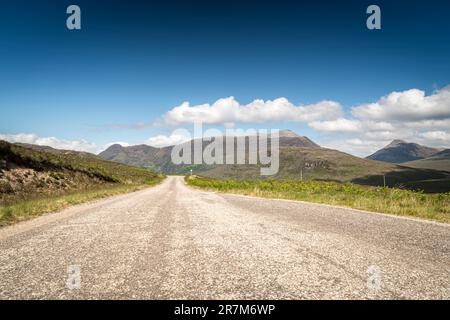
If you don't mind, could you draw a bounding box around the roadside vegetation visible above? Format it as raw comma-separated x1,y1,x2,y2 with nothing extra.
0,141,164,226
186,175,450,223
0,182,162,226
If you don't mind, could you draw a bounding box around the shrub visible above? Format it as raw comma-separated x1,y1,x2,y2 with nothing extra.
0,180,14,193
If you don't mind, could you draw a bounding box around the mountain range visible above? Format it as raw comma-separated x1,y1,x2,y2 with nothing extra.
98,130,450,192
2,130,448,193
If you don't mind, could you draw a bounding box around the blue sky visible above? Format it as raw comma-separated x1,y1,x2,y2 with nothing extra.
1,0,449,156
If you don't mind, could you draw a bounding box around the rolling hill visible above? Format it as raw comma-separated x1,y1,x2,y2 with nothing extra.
403,149,450,172
0,140,162,206
367,140,441,163
99,143,172,171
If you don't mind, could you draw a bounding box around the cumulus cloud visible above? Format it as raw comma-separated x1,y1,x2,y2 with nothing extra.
162,87,450,129
3,86,450,158
309,118,362,132
319,138,389,157
163,96,343,126
309,119,394,133
352,86,450,122
403,119,450,129
309,86,450,154
0,133,98,153
420,130,450,142
158,87,450,155
144,131,191,148
0,131,193,154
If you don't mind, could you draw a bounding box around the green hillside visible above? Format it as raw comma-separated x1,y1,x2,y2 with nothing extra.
0,140,163,225
194,147,450,192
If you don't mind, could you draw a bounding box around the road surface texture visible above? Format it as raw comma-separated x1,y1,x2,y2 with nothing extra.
0,176,449,299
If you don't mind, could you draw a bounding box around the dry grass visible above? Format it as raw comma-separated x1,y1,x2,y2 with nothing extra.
186,175,450,223
0,140,165,226
0,178,163,227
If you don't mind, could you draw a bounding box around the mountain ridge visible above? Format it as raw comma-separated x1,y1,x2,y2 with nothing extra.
97,134,450,192
367,140,441,163
98,130,321,171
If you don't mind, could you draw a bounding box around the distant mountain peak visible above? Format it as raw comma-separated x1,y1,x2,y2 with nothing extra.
108,143,125,150
278,129,300,138
277,130,320,148
387,139,407,148
367,140,440,163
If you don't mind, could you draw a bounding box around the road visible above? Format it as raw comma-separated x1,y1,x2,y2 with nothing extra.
0,176,449,299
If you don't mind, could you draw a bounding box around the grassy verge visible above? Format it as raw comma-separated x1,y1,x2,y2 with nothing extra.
0,178,164,227
186,175,450,223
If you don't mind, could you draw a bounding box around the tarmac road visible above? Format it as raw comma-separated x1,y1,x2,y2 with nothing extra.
0,176,449,299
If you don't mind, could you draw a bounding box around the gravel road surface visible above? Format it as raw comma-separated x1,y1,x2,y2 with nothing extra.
0,176,449,299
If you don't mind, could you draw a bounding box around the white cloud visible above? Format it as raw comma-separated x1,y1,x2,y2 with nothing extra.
352,86,450,122
309,118,362,132
144,132,191,148
319,138,389,157
420,131,450,143
403,119,450,129
3,86,450,159
310,86,450,155
164,96,343,126
0,133,98,153
0,131,191,154
163,86,450,128
308,119,394,133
